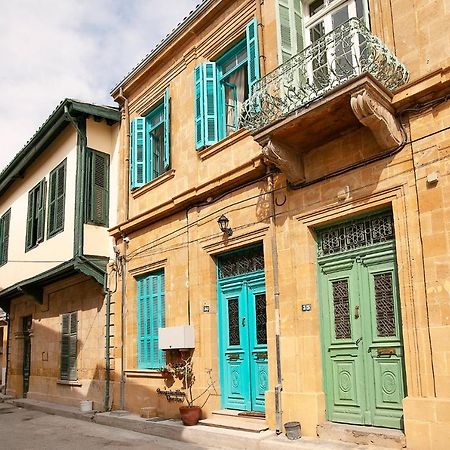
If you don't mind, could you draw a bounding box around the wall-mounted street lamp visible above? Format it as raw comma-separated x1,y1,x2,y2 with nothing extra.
217,214,233,237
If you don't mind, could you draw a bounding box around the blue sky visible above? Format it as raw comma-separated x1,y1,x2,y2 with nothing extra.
0,0,201,171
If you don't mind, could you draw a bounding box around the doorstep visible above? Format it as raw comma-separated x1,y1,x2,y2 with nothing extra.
7,399,399,450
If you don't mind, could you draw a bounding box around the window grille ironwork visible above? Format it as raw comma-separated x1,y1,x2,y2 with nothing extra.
255,294,267,345
332,280,351,340
374,272,396,337
228,297,240,346
240,18,409,132
218,246,264,279
317,212,394,257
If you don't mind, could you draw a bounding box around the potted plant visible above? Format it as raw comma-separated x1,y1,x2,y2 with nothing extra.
162,354,216,426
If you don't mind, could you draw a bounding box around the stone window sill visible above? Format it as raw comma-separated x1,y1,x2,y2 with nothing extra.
131,169,176,199
57,380,82,386
197,129,250,161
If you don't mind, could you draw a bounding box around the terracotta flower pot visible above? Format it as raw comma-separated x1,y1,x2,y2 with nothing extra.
179,405,202,426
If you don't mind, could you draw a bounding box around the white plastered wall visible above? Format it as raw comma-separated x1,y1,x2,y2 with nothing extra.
0,126,77,290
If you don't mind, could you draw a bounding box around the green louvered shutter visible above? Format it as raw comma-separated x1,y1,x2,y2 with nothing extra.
60,311,77,381
277,0,304,63
48,161,66,237
37,179,46,242
85,149,109,226
55,163,66,233
130,117,147,189
68,311,78,380
246,18,260,93
194,65,205,149
137,271,165,369
25,190,34,250
0,209,10,266
163,87,170,170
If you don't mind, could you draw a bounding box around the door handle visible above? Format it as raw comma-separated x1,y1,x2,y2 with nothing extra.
356,337,362,346
242,317,246,327
354,305,360,319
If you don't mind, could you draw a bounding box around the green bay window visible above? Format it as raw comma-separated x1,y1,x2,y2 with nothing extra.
137,270,165,369
194,18,260,149
130,88,170,190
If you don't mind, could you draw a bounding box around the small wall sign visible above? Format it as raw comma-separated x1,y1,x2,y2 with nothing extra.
301,304,312,312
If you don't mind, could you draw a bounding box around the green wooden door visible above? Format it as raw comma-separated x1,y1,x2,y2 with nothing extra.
317,213,406,429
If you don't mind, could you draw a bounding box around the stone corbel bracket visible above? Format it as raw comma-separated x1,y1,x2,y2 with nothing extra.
351,87,404,149
261,138,305,184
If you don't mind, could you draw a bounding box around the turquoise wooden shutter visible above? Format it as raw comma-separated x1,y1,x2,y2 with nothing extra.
246,18,260,93
163,87,170,170
137,277,147,368
194,63,218,149
203,62,218,146
137,271,165,369
277,0,304,63
130,117,147,189
194,65,205,149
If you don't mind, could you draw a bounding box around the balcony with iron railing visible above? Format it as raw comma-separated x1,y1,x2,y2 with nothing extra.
240,19,409,183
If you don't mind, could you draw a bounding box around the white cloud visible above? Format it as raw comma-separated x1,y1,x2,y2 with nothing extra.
0,0,200,170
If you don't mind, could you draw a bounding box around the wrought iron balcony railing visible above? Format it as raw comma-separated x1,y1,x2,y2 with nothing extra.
240,18,409,132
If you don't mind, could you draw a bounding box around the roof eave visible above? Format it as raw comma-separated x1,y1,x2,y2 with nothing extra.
0,99,120,198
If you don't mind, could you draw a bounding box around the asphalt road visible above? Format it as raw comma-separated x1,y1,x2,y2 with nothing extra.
0,403,211,450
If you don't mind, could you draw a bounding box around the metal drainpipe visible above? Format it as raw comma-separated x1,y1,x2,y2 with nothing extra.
115,88,130,221
103,260,118,411
119,240,127,411
255,0,266,75
267,168,283,434
4,313,11,394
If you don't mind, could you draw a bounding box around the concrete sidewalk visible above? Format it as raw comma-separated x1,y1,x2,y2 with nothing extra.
6,398,393,450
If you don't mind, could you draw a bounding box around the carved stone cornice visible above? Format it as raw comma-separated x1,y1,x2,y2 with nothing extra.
350,88,403,149
261,138,305,184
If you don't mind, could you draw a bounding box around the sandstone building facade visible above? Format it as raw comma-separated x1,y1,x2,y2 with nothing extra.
108,1,450,449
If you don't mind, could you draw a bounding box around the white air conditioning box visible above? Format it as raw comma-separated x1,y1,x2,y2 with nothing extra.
158,325,195,350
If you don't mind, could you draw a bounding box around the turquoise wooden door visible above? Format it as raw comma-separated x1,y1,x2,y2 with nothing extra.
318,213,406,429
217,259,268,412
